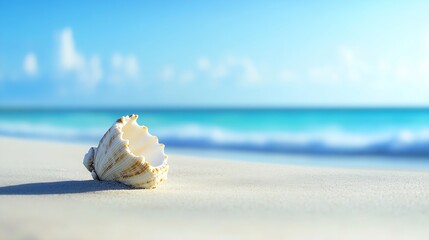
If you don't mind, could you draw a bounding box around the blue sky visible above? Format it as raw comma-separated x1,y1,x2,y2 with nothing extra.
0,0,429,107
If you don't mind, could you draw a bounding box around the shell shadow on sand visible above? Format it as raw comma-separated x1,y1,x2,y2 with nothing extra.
0,180,130,195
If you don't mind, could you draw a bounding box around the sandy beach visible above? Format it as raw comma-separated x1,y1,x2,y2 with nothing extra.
0,137,428,240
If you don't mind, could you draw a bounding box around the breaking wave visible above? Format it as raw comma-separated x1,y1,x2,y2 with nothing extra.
1,122,429,157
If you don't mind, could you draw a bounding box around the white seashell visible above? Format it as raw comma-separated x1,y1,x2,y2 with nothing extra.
83,114,168,189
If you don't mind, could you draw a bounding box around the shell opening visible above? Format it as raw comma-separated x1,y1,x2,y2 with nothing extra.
121,116,166,168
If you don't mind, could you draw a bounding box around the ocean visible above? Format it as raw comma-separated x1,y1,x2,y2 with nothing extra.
1,108,429,160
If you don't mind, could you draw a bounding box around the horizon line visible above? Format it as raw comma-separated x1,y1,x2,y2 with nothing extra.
1,105,429,111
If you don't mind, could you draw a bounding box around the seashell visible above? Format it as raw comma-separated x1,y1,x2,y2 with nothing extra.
83,114,168,189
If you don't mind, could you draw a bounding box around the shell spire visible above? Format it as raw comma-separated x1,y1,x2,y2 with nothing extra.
82,114,169,189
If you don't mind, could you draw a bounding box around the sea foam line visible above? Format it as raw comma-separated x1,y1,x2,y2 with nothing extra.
1,122,429,157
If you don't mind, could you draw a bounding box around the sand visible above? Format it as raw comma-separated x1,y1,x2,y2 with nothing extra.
0,137,428,240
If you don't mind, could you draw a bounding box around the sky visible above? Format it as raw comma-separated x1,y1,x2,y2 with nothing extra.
0,0,429,107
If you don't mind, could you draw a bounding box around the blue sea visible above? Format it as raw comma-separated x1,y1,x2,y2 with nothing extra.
1,108,429,164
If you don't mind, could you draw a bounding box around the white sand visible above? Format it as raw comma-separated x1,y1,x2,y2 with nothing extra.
0,137,428,240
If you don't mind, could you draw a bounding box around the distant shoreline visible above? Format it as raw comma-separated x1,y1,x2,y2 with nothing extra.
1,108,429,158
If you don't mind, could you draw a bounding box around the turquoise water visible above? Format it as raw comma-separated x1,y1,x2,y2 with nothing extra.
0,108,429,157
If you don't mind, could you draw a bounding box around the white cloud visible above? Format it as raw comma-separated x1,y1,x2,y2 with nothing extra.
308,67,338,82
197,56,260,83
197,57,210,71
376,59,390,80
180,70,195,83
240,57,260,83
23,53,38,77
279,69,295,82
160,67,195,84
110,53,139,82
58,27,103,88
339,46,367,81
160,66,175,81
59,28,80,71
88,57,103,84
211,63,228,79
111,54,122,69
395,63,410,80
340,46,355,65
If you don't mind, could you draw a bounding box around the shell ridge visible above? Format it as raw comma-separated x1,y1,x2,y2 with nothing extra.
100,139,145,180
94,127,121,171
82,114,168,189
98,148,129,179
105,154,143,180
96,133,128,178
